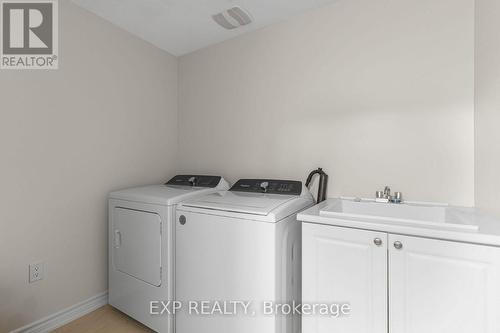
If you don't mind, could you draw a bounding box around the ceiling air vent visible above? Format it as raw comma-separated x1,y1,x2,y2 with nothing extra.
212,6,253,30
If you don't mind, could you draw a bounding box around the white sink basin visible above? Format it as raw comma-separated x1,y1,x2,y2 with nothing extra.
320,198,479,232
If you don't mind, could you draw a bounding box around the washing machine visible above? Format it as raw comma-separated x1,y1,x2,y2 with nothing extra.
108,175,229,333
175,179,314,333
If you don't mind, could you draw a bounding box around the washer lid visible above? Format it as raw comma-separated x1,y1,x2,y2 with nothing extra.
181,191,298,216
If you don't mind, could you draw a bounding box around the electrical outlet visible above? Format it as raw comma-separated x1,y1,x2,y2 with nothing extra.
29,262,44,283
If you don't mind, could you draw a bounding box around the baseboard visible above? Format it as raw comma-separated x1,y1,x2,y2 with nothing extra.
9,291,108,333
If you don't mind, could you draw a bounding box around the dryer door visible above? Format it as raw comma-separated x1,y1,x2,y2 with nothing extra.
112,207,162,286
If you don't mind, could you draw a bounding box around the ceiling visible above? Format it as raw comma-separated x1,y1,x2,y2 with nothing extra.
72,0,338,56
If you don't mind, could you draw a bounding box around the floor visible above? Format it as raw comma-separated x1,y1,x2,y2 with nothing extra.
53,305,153,333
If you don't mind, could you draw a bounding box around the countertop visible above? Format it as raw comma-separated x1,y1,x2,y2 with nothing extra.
298,199,500,247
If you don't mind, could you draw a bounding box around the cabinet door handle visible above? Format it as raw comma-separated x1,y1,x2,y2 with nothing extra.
374,238,383,246
394,241,403,250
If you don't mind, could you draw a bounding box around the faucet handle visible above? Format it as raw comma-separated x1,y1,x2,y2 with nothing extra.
388,191,403,203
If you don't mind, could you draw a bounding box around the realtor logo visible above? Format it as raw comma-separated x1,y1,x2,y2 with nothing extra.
1,0,58,69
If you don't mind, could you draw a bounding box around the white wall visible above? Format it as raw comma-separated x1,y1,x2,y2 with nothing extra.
178,0,475,205
0,2,178,332
475,0,500,218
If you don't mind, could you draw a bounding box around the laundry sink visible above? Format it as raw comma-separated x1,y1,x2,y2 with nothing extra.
319,198,479,232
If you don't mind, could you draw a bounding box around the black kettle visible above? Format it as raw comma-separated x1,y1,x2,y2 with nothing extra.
306,168,328,203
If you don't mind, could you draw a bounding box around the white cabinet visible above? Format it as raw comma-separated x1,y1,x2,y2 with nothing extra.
389,234,500,333
302,223,388,333
303,223,500,333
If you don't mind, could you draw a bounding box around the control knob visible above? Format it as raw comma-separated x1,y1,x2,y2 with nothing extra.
188,176,197,186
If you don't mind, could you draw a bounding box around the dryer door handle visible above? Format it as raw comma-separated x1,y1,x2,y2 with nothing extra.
114,230,122,248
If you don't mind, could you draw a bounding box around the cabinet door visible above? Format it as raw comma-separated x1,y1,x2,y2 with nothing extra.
302,223,388,333
389,234,500,333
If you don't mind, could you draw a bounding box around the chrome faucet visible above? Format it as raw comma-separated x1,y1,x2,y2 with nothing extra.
376,186,403,204
384,186,391,198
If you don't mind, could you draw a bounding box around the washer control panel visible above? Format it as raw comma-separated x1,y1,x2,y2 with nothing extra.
165,175,222,188
230,179,302,195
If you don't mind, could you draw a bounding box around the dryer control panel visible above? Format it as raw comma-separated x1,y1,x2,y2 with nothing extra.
230,179,302,195
165,175,222,188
